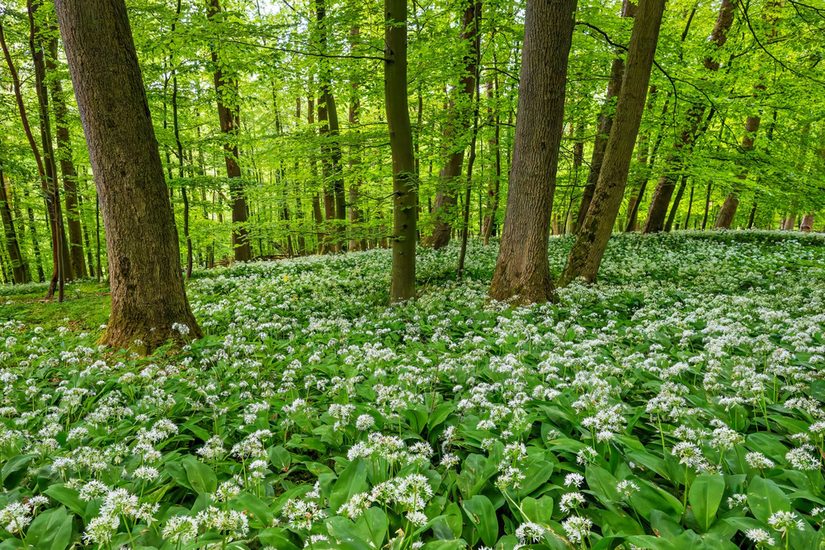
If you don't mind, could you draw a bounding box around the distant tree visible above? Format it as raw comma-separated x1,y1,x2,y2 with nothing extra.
206,0,251,261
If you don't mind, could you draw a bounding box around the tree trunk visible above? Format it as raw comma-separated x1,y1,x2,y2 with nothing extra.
348,26,366,252
716,114,761,229
683,179,695,229
664,174,688,232
430,0,481,249
385,0,417,302
561,0,664,284
207,0,251,261
574,0,635,234
55,0,201,350
489,0,577,303
625,90,667,231
2,12,66,298
644,0,732,233
47,34,87,279
315,0,345,252
457,4,481,278
800,213,814,232
481,76,501,244
0,171,29,283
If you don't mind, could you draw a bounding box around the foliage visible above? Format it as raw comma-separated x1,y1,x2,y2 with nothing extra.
1,231,824,548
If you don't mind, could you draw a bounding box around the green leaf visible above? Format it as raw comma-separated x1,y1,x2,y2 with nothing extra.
586,465,621,505
1,454,34,489
268,445,292,471
258,527,300,550
231,492,273,526
689,474,725,532
355,507,388,549
329,459,368,513
461,494,498,547
520,495,553,525
24,506,73,550
181,456,217,495
747,476,790,524
44,485,86,517
325,516,373,550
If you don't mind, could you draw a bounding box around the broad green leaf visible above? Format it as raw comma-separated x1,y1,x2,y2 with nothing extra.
181,456,217,495
461,494,498,546
24,506,73,550
747,476,790,524
329,459,368,513
689,474,725,532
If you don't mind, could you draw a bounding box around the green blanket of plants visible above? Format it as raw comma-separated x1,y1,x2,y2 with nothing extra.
1,232,825,549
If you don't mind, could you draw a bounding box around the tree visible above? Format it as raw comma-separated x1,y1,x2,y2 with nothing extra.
54,0,201,350
206,0,251,261
488,0,577,304
0,170,28,284
429,0,480,249
561,0,664,284
574,0,635,234
1,12,67,299
643,0,733,233
385,0,417,302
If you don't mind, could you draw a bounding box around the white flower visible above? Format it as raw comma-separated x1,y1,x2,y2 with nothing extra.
767,511,804,534
562,516,593,544
515,521,546,544
564,473,584,488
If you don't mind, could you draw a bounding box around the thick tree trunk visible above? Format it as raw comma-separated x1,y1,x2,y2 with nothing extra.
385,0,417,301
55,0,201,350
207,0,251,261
47,35,87,279
574,0,634,234
0,171,29,283
489,0,577,303
561,0,664,284
430,0,480,249
800,213,814,232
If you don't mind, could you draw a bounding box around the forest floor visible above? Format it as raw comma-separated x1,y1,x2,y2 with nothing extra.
1,231,825,549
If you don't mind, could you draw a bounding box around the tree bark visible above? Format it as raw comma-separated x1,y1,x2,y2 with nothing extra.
481,77,502,245
47,33,87,279
715,115,760,229
0,171,29,283
561,0,664,284
315,0,345,252
55,0,201,350
489,0,577,303
800,213,814,232
644,0,732,233
2,12,66,298
207,0,251,261
430,0,481,249
385,0,418,302
574,0,635,234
